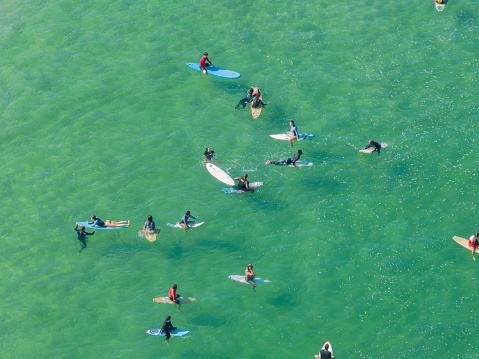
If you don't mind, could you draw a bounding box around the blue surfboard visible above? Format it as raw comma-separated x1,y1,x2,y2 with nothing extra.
147,329,190,337
76,221,129,230
186,62,241,79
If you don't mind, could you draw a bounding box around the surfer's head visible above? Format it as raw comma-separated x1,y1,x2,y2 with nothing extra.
290,120,295,125
186,211,191,216
248,264,253,268
165,316,171,321
172,284,177,289
206,147,211,152
203,52,208,56
148,215,153,222
80,226,86,231
243,173,248,179
91,215,97,221
324,344,329,350
368,139,374,146
298,150,303,155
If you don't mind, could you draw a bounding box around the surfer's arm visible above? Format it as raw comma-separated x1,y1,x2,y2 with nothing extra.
189,215,198,220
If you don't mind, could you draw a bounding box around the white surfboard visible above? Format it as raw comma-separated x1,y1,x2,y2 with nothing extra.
315,341,333,359
288,161,313,167
167,221,205,229
229,275,270,284
270,133,317,141
435,2,445,11
359,142,388,153
206,163,235,186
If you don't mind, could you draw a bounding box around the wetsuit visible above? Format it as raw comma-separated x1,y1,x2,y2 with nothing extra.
199,56,212,70
160,319,177,340
204,150,215,161
320,349,332,359
144,220,156,231
180,214,198,228
251,98,267,108
469,235,478,248
235,90,254,110
89,218,105,227
237,176,249,189
364,141,381,155
75,225,95,248
168,287,180,304
290,124,299,138
270,151,302,166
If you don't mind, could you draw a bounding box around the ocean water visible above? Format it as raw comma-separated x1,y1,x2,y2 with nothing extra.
1,0,478,358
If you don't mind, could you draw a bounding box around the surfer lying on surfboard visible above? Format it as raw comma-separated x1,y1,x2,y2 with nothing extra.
266,150,302,167
199,52,214,74
363,139,382,155
90,215,130,228
233,173,255,197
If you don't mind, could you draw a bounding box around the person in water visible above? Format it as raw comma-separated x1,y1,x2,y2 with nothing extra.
180,211,199,232
363,139,381,155
199,51,214,74
245,263,256,291
250,89,269,109
469,233,479,261
169,284,182,311
234,173,255,196
317,343,335,359
203,147,222,164
287,120,300,148
75,223,96,254
235,88,255,111
266,150,303,167
434,0,447,4
143,215,157,231
89,215,130,228
160,315,177,344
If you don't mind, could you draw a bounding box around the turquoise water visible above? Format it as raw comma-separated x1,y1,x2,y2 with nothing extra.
1,0,478,358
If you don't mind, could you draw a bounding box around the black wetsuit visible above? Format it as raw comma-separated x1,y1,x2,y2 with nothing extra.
364,141,381,155
251,98,267,108
204,150,215,161
319,349,332,359
235,91,254,110
270,151,302,166
75,225,95,249
160,320,177,340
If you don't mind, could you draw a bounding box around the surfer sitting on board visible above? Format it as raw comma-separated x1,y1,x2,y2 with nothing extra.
235,88,255,111
169,284,182,311
266,150,303,167
199,52,214,74
363,139,381,155
75,223,96,254
469,233,479,261
160,316,177,343
251,89,269,109
180,211,198,232
144,215,156,231
318,343,335,359
234,173,255,197
89,215,130,228
245,264,257,291
288,120,300,148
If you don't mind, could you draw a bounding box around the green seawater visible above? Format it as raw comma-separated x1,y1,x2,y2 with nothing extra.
1,0,478,358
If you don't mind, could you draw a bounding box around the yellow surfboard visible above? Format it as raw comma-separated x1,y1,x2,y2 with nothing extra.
152,296,196,304
141,229,160,242
251,94,263,119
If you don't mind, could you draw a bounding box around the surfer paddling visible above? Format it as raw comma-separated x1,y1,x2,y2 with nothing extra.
363,140,381,155
469,233,479,261
89,215,130,228
266,150,303,167
234,173,255,197
199,51,214,74
245,263,256,292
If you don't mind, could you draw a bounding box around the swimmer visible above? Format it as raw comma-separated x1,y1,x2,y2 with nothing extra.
199,52,214,74
266,150,303,167
234,173,255,197
203,147,223,164
89,215,130,228
235,88,255,111
245,263,256,291
75,223,97,254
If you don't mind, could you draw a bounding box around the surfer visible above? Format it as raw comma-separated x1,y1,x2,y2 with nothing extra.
75,223,96,254
180,211,198,232
469,233,479,261
317,343,335,359
266,150,303,167
250,89,269,109
287,120,299,148
235,88,255,111
434,0,447,4
203,147,222,164
169,284,182,311
199,52,214,74
160,315,177,344
143,215,156,231
234,173,254,197
89,215,130,228
363,139,381,155
245,264,256,291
